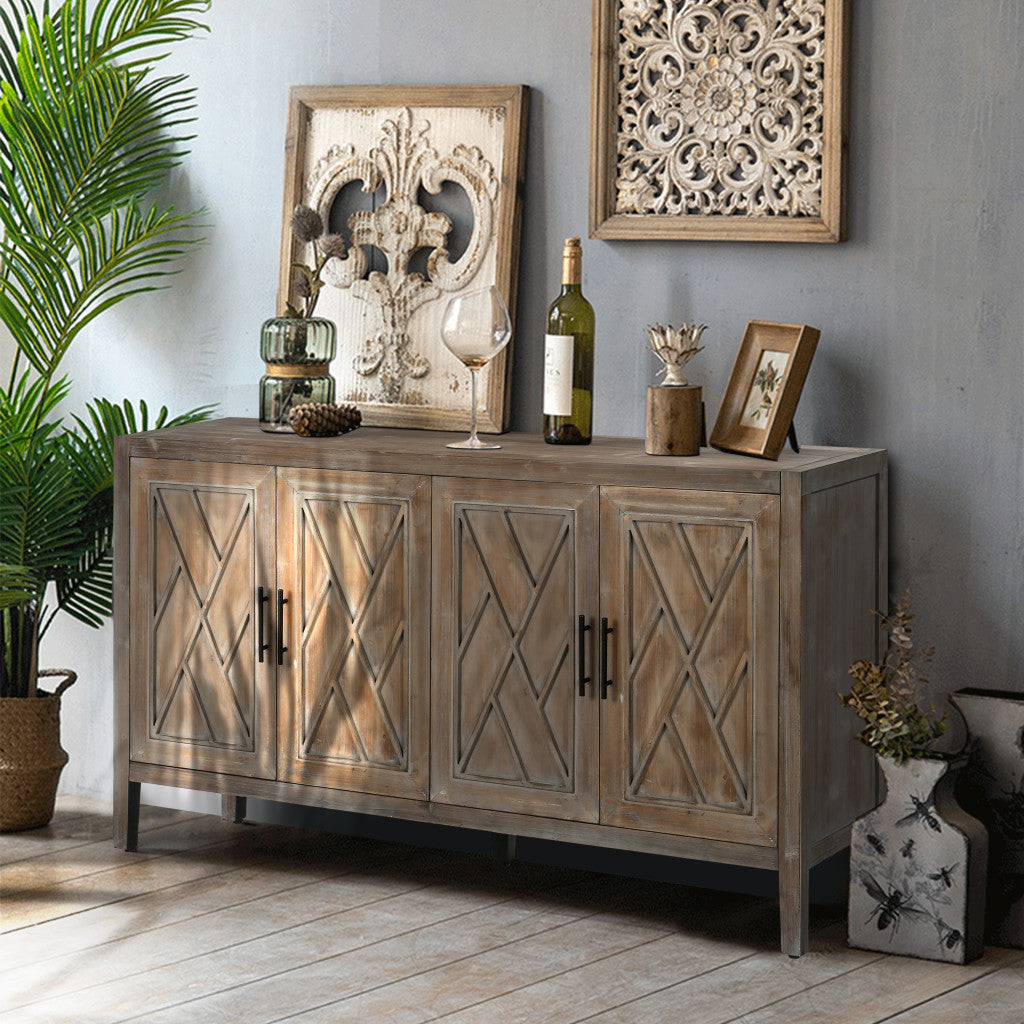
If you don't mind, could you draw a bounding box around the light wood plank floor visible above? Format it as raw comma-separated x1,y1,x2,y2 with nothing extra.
1,796,1021,1024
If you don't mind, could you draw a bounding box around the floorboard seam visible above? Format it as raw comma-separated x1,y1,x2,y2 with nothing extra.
425,931,674,1024
2,879,440,1014
0,811,207,872
869,956,1024,1024
569,949,759,1024
0,844,392,973
262,907,618,1024
112,885,574,1024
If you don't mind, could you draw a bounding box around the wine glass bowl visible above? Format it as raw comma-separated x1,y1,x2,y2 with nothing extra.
440,286,512,449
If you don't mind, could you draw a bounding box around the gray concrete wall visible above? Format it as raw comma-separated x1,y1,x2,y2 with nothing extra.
41,2,1022,850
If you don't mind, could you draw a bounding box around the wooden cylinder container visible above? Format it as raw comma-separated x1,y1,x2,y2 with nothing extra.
645,385,702,456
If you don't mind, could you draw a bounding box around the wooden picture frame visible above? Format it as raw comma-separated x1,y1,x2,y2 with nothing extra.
279,85,529,431
710,320,820,460
589,0,850,242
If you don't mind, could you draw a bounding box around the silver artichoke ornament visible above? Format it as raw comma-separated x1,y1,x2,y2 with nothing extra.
646,322,707,386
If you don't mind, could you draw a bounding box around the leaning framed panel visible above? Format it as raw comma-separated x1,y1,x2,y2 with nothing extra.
710,319,820,460
590,0,849,242
280,85,529,431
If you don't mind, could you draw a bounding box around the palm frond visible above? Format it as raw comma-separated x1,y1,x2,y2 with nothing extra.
50,397,213,630
0,564,35,610
0,0,211,691
1,202,202,377
0,426,91,601
0,58,199,235
67,396,214,499
0,0,210,103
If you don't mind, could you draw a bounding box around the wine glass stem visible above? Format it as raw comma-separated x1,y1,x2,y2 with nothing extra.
468,367,480,443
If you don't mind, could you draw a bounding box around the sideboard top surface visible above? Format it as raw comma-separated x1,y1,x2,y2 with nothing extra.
122,418,885,495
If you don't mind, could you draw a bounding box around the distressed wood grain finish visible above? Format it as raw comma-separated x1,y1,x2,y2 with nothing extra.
10,801,1017,1024
276,469,430,799
431,478,600,821
128,460,277,779
600,487,779,844
590,0,850,242
123,418,876,492
280,85,529,431
116,419,887,955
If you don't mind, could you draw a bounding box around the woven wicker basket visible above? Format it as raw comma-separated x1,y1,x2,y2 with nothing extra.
0,669,76,832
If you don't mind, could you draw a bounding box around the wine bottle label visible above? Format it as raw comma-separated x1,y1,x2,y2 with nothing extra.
543,335,574,415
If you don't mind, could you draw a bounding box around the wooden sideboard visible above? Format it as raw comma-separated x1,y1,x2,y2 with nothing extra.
114,418,886,956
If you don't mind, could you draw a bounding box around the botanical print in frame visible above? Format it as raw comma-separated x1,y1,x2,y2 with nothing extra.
739,349,791,428
279,85,529,431
710,320,819,460
589,0,849,242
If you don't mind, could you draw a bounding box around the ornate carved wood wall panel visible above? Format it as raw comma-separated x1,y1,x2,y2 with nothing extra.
277,469,430,799
600,487,779,844
128,460,276,777
280,85,529,431
431,478,600,821
590,0,849,241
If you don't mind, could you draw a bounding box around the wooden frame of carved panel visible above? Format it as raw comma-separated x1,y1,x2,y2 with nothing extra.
590,0,850,242
279,85,529,432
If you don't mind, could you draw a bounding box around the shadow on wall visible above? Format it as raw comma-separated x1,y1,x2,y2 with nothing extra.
808,345,1015,727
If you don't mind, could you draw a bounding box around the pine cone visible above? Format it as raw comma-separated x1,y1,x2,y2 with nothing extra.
288,402,362,437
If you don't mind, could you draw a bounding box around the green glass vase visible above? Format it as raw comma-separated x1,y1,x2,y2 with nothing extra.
259,317,336,433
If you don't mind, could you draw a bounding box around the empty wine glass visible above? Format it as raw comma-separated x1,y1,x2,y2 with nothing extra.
440,285,512,449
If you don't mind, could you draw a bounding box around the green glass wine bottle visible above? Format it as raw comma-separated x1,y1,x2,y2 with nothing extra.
543,236,594,444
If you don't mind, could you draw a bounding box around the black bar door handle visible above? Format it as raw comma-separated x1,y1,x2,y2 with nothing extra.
577,615,591,696
276,589,288,666
257,587,269,663
600,618,614,699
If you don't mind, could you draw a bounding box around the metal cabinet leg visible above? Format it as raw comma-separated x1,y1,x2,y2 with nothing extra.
221,795,247,824
491,832,517,863
114,780,141,852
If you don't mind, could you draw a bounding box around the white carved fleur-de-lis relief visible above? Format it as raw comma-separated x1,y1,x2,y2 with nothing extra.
306,109,498,403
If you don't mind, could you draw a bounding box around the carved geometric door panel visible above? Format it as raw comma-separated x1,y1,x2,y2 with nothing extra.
600,488,780,845
276,469,430,799
431,479,600,822
128,460,276,777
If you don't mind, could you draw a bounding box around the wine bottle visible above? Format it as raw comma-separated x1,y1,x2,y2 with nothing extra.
543,237,594,444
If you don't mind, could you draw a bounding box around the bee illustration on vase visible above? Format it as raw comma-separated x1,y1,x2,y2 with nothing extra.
928,863,959,888
865,833,886,856
859,871,927,938
900,838,915,859
936,919,964,951
896,793,942,832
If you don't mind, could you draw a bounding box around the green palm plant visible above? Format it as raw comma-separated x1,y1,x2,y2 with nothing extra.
0,0,213,698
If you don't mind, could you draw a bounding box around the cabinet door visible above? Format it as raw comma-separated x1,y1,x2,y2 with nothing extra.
600,488,780,845
276,469,430,799
129,459,276,777
432,478,599,821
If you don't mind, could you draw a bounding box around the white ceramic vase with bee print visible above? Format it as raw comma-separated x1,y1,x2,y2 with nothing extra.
848,754,988,963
